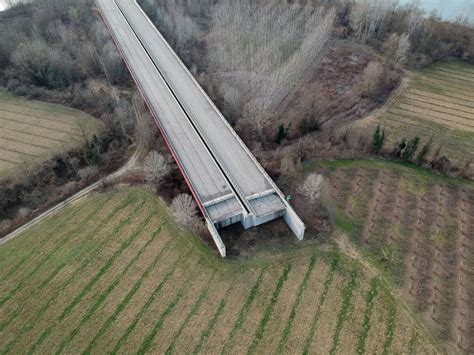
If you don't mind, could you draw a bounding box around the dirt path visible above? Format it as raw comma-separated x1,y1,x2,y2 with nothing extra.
334,233,445,354
347,71,411,131
0,92,148,245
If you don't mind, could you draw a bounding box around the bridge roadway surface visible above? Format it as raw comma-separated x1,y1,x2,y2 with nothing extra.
96,0,305,256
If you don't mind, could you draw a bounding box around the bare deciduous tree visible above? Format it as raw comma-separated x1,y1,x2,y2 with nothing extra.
383,32,411,64
6,0,30,9
17,207,31,218
280,155,297,179
113,98,135,140
299,173,325,205
383,33,399,62
11,38,76,88
143,151,169,186
170,193,199,230
101,41,126,85
350,0,398,42
141,0,207,61
207,0,335,128
357,61,384,98
395,33,411,64
78,166,98,182
405,0,424,38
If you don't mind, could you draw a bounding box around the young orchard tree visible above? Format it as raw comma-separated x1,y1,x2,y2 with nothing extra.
170,193,199,230
143,151,169,187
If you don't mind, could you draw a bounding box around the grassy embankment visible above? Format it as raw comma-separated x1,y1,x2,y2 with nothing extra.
0,186,437,354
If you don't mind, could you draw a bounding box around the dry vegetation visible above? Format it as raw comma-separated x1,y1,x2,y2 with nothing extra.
0,90,99,179
0,187,437,354
206,0,335,130
306,159,474,353
139,0,473,181
353,61,474,175
0,0,136,238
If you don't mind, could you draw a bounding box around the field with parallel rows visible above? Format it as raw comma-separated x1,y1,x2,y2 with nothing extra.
310,159,474,353
357,62,474,167
0,90,98,179
0,187,436,354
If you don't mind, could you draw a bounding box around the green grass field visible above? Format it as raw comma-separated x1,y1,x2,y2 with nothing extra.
0,187,437,354
355,61,474,166
0,90,99,179
306,158,474,353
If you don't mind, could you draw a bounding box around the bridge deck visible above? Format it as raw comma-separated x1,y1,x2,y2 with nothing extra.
114,0,287,219
96,0,305,256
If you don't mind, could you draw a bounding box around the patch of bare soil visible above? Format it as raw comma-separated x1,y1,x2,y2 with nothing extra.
274,41,400,134
362,170,393,244
453,190,474,352
345,167,368,217
219,211,331,258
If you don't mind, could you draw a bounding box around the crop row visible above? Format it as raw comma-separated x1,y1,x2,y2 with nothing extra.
0,144,41,158
0,197,87,283
432,67,474,81
0,106,82,129
357,278,380,354
302,254,340,355
1,194,140,354
402,94,474,115
27,199,149,354
0,124,71,144
423,70,474,87
329,269,358,355
0,195,113,310
107,251,186,354
0,108,80,131
389,107,474,131
0,115,77,136
136,264,208,355
407,89,474,109
416,76,474,96
278,256,317,353
398,98,474,120
55,220,165,354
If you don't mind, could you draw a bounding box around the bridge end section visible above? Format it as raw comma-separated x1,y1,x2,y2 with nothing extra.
284,206,306,240
206,219,226,257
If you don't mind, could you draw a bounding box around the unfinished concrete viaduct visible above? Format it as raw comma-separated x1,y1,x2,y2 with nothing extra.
96,0,305,257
